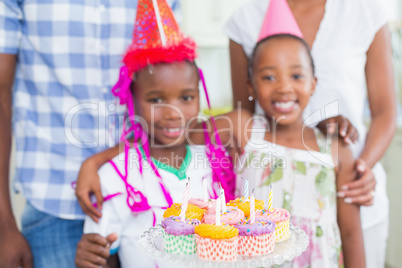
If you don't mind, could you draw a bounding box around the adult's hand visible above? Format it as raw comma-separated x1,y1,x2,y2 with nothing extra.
75,233,117,268
337,158,376,206
0,225,33,268
76,159,103,223
317,115,359,144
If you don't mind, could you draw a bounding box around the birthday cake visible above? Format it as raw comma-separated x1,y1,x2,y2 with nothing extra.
161,173,290,261
161,187,290,261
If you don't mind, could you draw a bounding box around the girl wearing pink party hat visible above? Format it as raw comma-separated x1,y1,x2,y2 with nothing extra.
197,0,365,266
74,0,235,266
227,0,394,266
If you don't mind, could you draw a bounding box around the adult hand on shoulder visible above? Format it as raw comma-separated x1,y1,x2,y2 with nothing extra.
0,225,32,268
337,158,376,206
317,115,359,144
76,159,103,223
75,233,118,268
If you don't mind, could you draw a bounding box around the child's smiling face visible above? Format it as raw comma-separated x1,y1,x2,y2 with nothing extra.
133,61,200,147
250,36,317,126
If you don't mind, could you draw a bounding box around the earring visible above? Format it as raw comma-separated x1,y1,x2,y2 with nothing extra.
248,96,253,101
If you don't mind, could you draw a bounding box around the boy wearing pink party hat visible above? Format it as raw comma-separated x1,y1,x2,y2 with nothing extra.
74,0,235,266
196,0,365,266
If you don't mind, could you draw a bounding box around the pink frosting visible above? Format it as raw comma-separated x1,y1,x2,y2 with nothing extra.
203,206,245,225
255,208,290,223
188,198,213,210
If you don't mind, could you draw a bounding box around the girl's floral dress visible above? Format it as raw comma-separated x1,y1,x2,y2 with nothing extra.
236,117,343,267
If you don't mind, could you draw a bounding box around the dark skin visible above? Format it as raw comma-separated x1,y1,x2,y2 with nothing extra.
229,0,395,205
133,62,200,167
75,61,200,267
212,37,321,153
0,54,33,268
75,233,118,268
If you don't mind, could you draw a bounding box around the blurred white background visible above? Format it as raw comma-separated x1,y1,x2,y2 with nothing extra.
9,0,402,267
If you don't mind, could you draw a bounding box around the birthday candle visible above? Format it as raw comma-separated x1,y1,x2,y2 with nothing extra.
220,187,226,212
242,177,249,200
203,177,209,202
268,184,273,212
180,178,190,222
215,197,221,226
250,189,255,224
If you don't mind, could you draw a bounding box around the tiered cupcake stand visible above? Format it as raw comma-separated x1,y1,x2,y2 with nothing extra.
139,224,309,267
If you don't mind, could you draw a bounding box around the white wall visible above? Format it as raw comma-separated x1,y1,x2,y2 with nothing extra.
180,0,253,110
9,141,24,229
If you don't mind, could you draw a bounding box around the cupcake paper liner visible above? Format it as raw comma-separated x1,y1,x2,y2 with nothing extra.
275,219,290,242
238,232,275,256
195,235,238,261
163,231,197,255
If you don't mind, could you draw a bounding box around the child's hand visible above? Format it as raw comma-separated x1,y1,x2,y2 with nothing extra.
337,158,376,206
76,159,104,223
317,115,359,144
75,233,118,268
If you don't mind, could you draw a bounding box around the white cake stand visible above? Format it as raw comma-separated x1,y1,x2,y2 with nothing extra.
138,224,309,267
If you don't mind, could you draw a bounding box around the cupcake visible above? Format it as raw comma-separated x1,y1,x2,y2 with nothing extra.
235,219,276,256
203,206,245,225
188,198,213,210
227,197,264,217
195,224,239,261
256,208,290,242
161,216,200,255
163,203,204,221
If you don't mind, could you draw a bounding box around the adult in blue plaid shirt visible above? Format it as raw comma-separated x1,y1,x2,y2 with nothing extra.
0,1,181,267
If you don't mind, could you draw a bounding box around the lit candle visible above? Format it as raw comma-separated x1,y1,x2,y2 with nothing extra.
250,189,255,224
180,178,190,222
268,184,273,212
203,177,209,202
215,197,221,226
242,177,249,200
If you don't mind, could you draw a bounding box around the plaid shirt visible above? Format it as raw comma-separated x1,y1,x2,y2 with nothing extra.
0,0,181,219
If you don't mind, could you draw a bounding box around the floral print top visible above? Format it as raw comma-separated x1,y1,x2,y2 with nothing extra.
236,117,343,267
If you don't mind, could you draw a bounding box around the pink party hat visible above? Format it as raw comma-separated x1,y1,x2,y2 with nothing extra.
258,0,303,41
